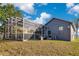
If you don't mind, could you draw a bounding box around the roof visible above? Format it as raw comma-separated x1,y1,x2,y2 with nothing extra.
23,19,43,30
45,18,76,31
45,18,73,25
23,19,43,27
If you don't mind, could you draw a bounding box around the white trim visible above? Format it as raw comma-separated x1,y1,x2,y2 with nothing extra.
23,18,24,41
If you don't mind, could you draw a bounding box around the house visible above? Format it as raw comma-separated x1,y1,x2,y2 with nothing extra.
4,17,76,41
44,18,76,41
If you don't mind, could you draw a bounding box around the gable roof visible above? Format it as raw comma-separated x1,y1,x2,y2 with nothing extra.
45,18,76,31
45,18,73,25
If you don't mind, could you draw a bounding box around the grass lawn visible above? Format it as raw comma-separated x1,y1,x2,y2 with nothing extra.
0,39,79,56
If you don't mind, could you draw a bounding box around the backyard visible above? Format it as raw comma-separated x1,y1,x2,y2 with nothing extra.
0,39,79,56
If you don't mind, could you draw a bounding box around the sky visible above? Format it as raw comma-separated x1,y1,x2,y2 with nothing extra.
13,3,79,25
0,3,79,34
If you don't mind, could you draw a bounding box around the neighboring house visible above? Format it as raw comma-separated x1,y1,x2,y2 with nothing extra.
44,18,76,41
4,17,76,41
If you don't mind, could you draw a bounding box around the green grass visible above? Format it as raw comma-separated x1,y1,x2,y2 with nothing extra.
73,38,79,42
0,39,79,56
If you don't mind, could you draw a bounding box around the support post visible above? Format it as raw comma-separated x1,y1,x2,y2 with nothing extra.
41,27,43,40
41,36,43,40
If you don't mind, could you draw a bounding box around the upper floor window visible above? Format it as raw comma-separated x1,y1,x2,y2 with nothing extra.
59,26,64,31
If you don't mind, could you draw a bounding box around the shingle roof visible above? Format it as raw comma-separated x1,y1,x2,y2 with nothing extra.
45,18,76,31
45,18,72,25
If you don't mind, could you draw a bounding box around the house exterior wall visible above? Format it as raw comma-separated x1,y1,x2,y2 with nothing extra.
70,25,75,41
44,19,72,41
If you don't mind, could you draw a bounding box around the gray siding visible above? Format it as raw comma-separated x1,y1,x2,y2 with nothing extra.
45,19,71,41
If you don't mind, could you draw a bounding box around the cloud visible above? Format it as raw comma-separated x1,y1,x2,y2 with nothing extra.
38,3,48,7
1,3,35,14
34,12,51,24
66,3,79,16
68,4,79,16
40,3,48,6
23,16,32,19
14,3,35,14
66,3,75,8
0,3,7,6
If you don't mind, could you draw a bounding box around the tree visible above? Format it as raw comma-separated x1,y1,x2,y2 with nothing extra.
76,18,79,38
0,3,23,39
0,4,22,20
73,18,79,38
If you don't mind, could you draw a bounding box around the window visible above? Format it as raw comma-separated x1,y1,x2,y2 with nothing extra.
48,31,51,38
59,26,64,31
48,31,51,34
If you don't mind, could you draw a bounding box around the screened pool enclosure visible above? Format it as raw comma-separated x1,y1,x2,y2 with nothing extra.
4,17,44,41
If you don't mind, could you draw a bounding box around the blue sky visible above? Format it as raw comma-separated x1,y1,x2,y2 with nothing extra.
14,3,79,24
